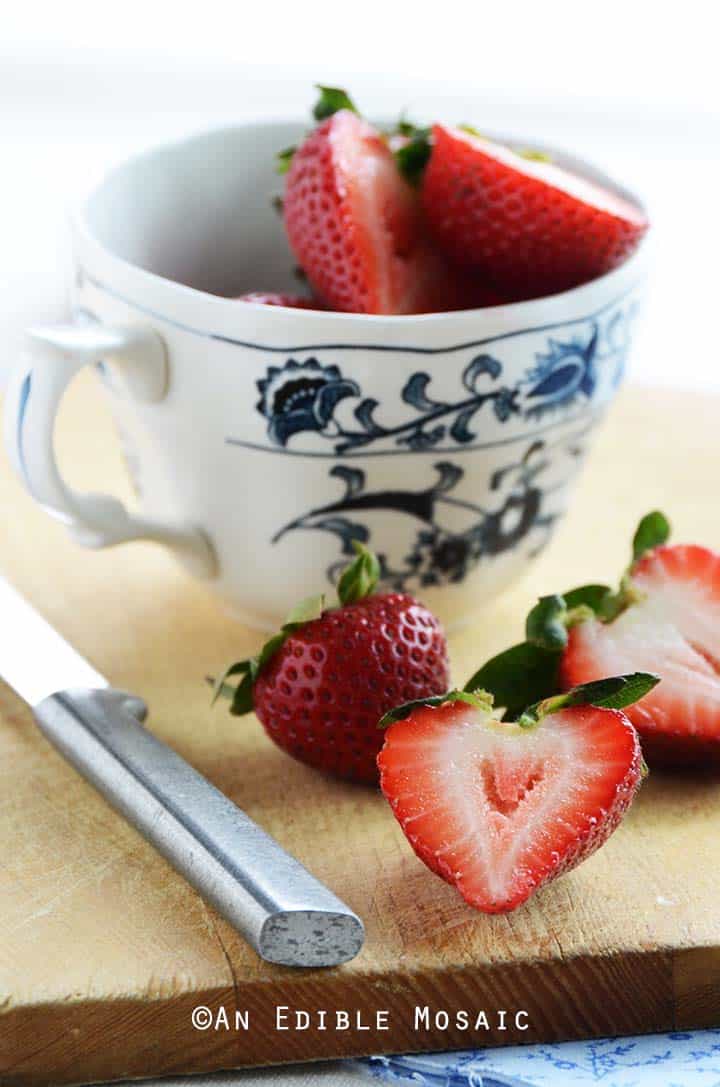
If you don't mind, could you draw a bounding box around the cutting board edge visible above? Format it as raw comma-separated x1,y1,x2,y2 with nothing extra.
672,943,720,1030
3,944,708,1086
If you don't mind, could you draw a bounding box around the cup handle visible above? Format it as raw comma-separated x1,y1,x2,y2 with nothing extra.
4,320,216,578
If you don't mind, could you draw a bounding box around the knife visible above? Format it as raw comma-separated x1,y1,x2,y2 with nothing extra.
0,575,364,967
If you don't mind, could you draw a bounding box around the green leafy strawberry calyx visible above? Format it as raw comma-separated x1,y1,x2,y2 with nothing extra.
525,510,671,647
336,541,380,605
389,121,433,186
632,509,671,562
378,673,659,731
312,85,359,121
378,688,495,728
461,511,670,716
463,641,561,720
275,86,359,175
212,593,325,716
212,543,383,715
516,673,660,729
276,146,297,176
525,591,598,652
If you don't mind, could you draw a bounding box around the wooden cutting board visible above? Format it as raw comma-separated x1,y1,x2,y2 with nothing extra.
1,377,719,1087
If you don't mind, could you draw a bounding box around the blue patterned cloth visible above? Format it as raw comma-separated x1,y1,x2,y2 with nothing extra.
356,1031,720,1086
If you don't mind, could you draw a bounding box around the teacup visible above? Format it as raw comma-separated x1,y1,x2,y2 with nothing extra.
4,121,647,629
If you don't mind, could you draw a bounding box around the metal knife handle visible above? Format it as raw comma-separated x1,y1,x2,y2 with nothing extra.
33,687,364,968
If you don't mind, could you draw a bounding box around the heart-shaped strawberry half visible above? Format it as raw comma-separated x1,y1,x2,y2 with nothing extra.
378,677,654,913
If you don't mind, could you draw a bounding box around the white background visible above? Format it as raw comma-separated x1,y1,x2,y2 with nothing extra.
1,0,719,388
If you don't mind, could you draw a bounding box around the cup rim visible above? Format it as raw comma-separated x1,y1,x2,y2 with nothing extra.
71,117,649,328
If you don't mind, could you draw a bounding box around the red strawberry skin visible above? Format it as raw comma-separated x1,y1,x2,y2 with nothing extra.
378,700,642,912
562,544,720,766
283,111,464,315
422,124,648,298
237,292,325,309
254,593,449,784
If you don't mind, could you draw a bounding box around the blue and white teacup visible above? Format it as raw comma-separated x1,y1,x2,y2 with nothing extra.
4,121,647,628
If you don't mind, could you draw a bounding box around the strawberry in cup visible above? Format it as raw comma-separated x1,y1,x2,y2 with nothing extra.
251,86,648,313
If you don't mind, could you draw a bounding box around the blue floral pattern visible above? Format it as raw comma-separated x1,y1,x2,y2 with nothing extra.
256,358,359,446
358,1031,720,1087
224,296,638,591
243,303,636,456
522,325,598,418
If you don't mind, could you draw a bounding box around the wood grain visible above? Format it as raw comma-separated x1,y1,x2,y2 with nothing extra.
0,378,719,1085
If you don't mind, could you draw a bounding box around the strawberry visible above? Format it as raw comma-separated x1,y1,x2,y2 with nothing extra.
236,292,325,309
282,93,461,314
421,124,648,298
561,536,720,767
505,512,720,766
213,544,449,783
378,676,653,913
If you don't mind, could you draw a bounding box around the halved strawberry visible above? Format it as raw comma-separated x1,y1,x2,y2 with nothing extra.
378,678,650,913
236,292,325,309
283,110,461,314
562,543,720,765
421,124,648,298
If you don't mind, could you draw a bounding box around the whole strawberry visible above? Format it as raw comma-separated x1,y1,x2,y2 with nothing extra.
214,544,449,783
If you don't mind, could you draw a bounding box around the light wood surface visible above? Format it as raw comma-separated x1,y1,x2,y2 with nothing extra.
0,377,719,1086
